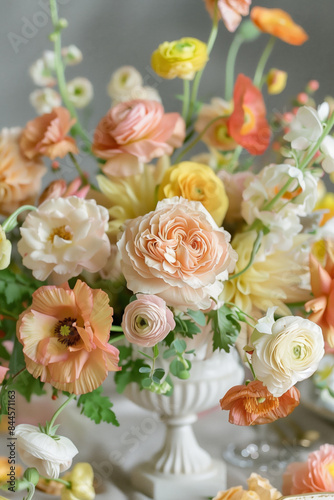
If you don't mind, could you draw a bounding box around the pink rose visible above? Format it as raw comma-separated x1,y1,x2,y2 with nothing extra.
92,99,185,175
117,197,237,311
283,444,334,495
122,294,175,347
204,0,251,32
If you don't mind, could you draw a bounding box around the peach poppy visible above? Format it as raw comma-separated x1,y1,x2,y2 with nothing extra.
283,444,334,495
20,107,78,160
250,7,308,46
228,74,271,155
17,280,120,395
204,0,251,33
305,242,334,348
220,380,300,425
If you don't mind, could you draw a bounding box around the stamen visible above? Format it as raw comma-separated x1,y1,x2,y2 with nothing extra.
54,317,80,346
243,395,280,415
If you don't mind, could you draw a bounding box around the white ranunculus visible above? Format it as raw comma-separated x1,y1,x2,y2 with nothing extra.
15,424,78,479
251,308,324,397
0,226,11,270
29,88,62,115
18,196,111,283
284,103,329,150
67,77,94,108
107,65,143,101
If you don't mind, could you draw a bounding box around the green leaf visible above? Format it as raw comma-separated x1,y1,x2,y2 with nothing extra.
153,368,165,381
172,339,187,354
11,372,46,403
142,378,152,389
114,358,151,393
208,306,240,352
139,366,151,374
178,370,190,380
78,387,119,426
170,358,188,378
0,343,10,361
9,337,25,375
162,347,176,359
187,310,206,326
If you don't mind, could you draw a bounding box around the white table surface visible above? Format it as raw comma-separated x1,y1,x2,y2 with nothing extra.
2,380,334,500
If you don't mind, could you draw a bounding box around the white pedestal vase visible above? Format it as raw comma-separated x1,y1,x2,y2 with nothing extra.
125,346,244,500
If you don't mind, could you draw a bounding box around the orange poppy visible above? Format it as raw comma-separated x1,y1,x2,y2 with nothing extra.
227,74,271,155
220,380,300,426
250,7,308,46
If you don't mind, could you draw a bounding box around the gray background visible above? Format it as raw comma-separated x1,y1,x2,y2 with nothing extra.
1,0,334,136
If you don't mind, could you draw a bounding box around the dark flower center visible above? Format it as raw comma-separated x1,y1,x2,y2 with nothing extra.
54,317,80,346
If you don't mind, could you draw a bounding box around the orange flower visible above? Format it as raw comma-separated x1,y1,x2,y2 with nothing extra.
220,380,300,426
20,107,78,160
250,7,308,46
17,280,120,395
228,74,270,155
306,242,334,348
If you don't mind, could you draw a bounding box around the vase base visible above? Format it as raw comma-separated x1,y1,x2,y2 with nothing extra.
131,459,226,500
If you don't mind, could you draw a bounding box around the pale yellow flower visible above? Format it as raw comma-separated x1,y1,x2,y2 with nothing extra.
247,473,281,500
221,231,312,316
61,463,95,500
0,226,11,270
151,38,208,80
158,161,228,226
97,162,166,242
213,486,259,500
266,69,287,95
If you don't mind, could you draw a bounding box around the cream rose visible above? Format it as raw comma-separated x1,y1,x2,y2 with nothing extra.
18,196,111,283
0,226,11,270
122,294,175,347
15,424,78,479
251,308,324,397
117,197,237,311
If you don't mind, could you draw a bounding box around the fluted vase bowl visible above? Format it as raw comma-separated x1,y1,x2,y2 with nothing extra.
124,342,244,500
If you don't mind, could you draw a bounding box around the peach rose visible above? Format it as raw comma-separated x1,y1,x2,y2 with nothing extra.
204,0,251,32
92,99,185,173
20,107,78,160
117,197,237,311
122,294,175,347
17,280,120,394
282,444,334,495
0,128,46,216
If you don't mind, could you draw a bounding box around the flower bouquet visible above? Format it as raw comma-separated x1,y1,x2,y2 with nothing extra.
1,0,334,498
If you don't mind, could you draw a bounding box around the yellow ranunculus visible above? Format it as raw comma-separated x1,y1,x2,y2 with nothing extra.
0,226,11,270
315,192,334,226
151,38,208,80
266,68,287,95
61,463,95,500
158,161,228,226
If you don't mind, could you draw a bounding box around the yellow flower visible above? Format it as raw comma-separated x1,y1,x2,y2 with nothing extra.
96,163,164,242
151,38,208,80
266,69,287,95
61,463,95,500
315,192,334,226
158,161,228,226
0,226,11,270
221,231,311,316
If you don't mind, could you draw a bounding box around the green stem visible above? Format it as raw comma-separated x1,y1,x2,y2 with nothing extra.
2,205,37,232
253,36,276,88
299,111,334,171
186,2,219,125
68,153,88,185
224,302,257,323
40,476,71,488
182,80,190,122
225,35,243,101
262,178,294,212
49,0,91,150
175,114,225,162
109,334,125,344
47,394,76,432
110,326,123,332
246,357,257,380
228,230,263,280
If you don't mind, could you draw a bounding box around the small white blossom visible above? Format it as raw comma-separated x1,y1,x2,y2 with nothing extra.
62,45,83,65
67,77,94,108
16,424,78,479
29,57,56,87
29,88,62,115
284,103,329,150
107,65,143,101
